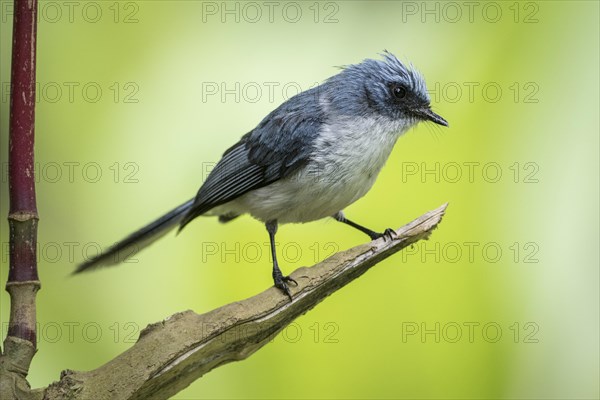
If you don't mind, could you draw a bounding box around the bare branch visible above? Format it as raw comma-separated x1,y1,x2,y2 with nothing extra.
42,203,447,400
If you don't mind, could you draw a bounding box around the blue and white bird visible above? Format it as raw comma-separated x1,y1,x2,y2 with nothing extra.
75,51,448,299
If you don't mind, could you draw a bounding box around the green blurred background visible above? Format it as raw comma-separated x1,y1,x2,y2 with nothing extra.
1,1,598,399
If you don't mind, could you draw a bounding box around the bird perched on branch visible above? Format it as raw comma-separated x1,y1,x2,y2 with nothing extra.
74,51,448,300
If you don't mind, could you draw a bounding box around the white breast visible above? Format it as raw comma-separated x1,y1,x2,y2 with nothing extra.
217,115,413,224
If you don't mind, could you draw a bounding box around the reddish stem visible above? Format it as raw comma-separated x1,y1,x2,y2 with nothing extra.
6,0,40,345
9,0,38,221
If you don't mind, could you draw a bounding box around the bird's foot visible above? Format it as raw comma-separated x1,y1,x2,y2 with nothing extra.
369,228,396,242
273,270,298,301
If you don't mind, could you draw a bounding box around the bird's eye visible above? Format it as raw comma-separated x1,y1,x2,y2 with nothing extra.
392,85,407,100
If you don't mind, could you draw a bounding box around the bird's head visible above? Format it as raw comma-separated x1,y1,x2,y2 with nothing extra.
327,51,448,128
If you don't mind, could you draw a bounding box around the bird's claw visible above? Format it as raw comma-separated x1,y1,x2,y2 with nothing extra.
382,228,396,241
369,228,396,242
274,273,297,301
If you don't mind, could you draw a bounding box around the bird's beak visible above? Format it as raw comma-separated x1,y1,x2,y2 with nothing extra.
414,107,449,127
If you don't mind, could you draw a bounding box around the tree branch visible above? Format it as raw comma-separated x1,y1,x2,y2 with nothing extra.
1,0,40,398
41,203,447,400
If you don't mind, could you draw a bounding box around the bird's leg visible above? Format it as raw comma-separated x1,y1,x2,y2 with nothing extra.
265,220,298,301
332,211,396,241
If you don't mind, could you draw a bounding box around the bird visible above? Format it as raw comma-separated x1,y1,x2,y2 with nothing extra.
74,51,448,300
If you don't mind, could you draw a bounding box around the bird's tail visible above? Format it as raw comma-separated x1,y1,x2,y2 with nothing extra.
74,198,195,273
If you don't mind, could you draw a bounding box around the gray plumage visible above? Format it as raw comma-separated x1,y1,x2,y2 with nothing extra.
74,51,448,299
178,85,326,229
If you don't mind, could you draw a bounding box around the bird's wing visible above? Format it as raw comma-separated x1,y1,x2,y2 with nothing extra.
179,88,325,229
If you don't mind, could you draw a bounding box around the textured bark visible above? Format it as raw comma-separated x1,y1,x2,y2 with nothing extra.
37,203,447,400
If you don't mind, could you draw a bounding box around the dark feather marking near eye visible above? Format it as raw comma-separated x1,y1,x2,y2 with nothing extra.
364,83,386,115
